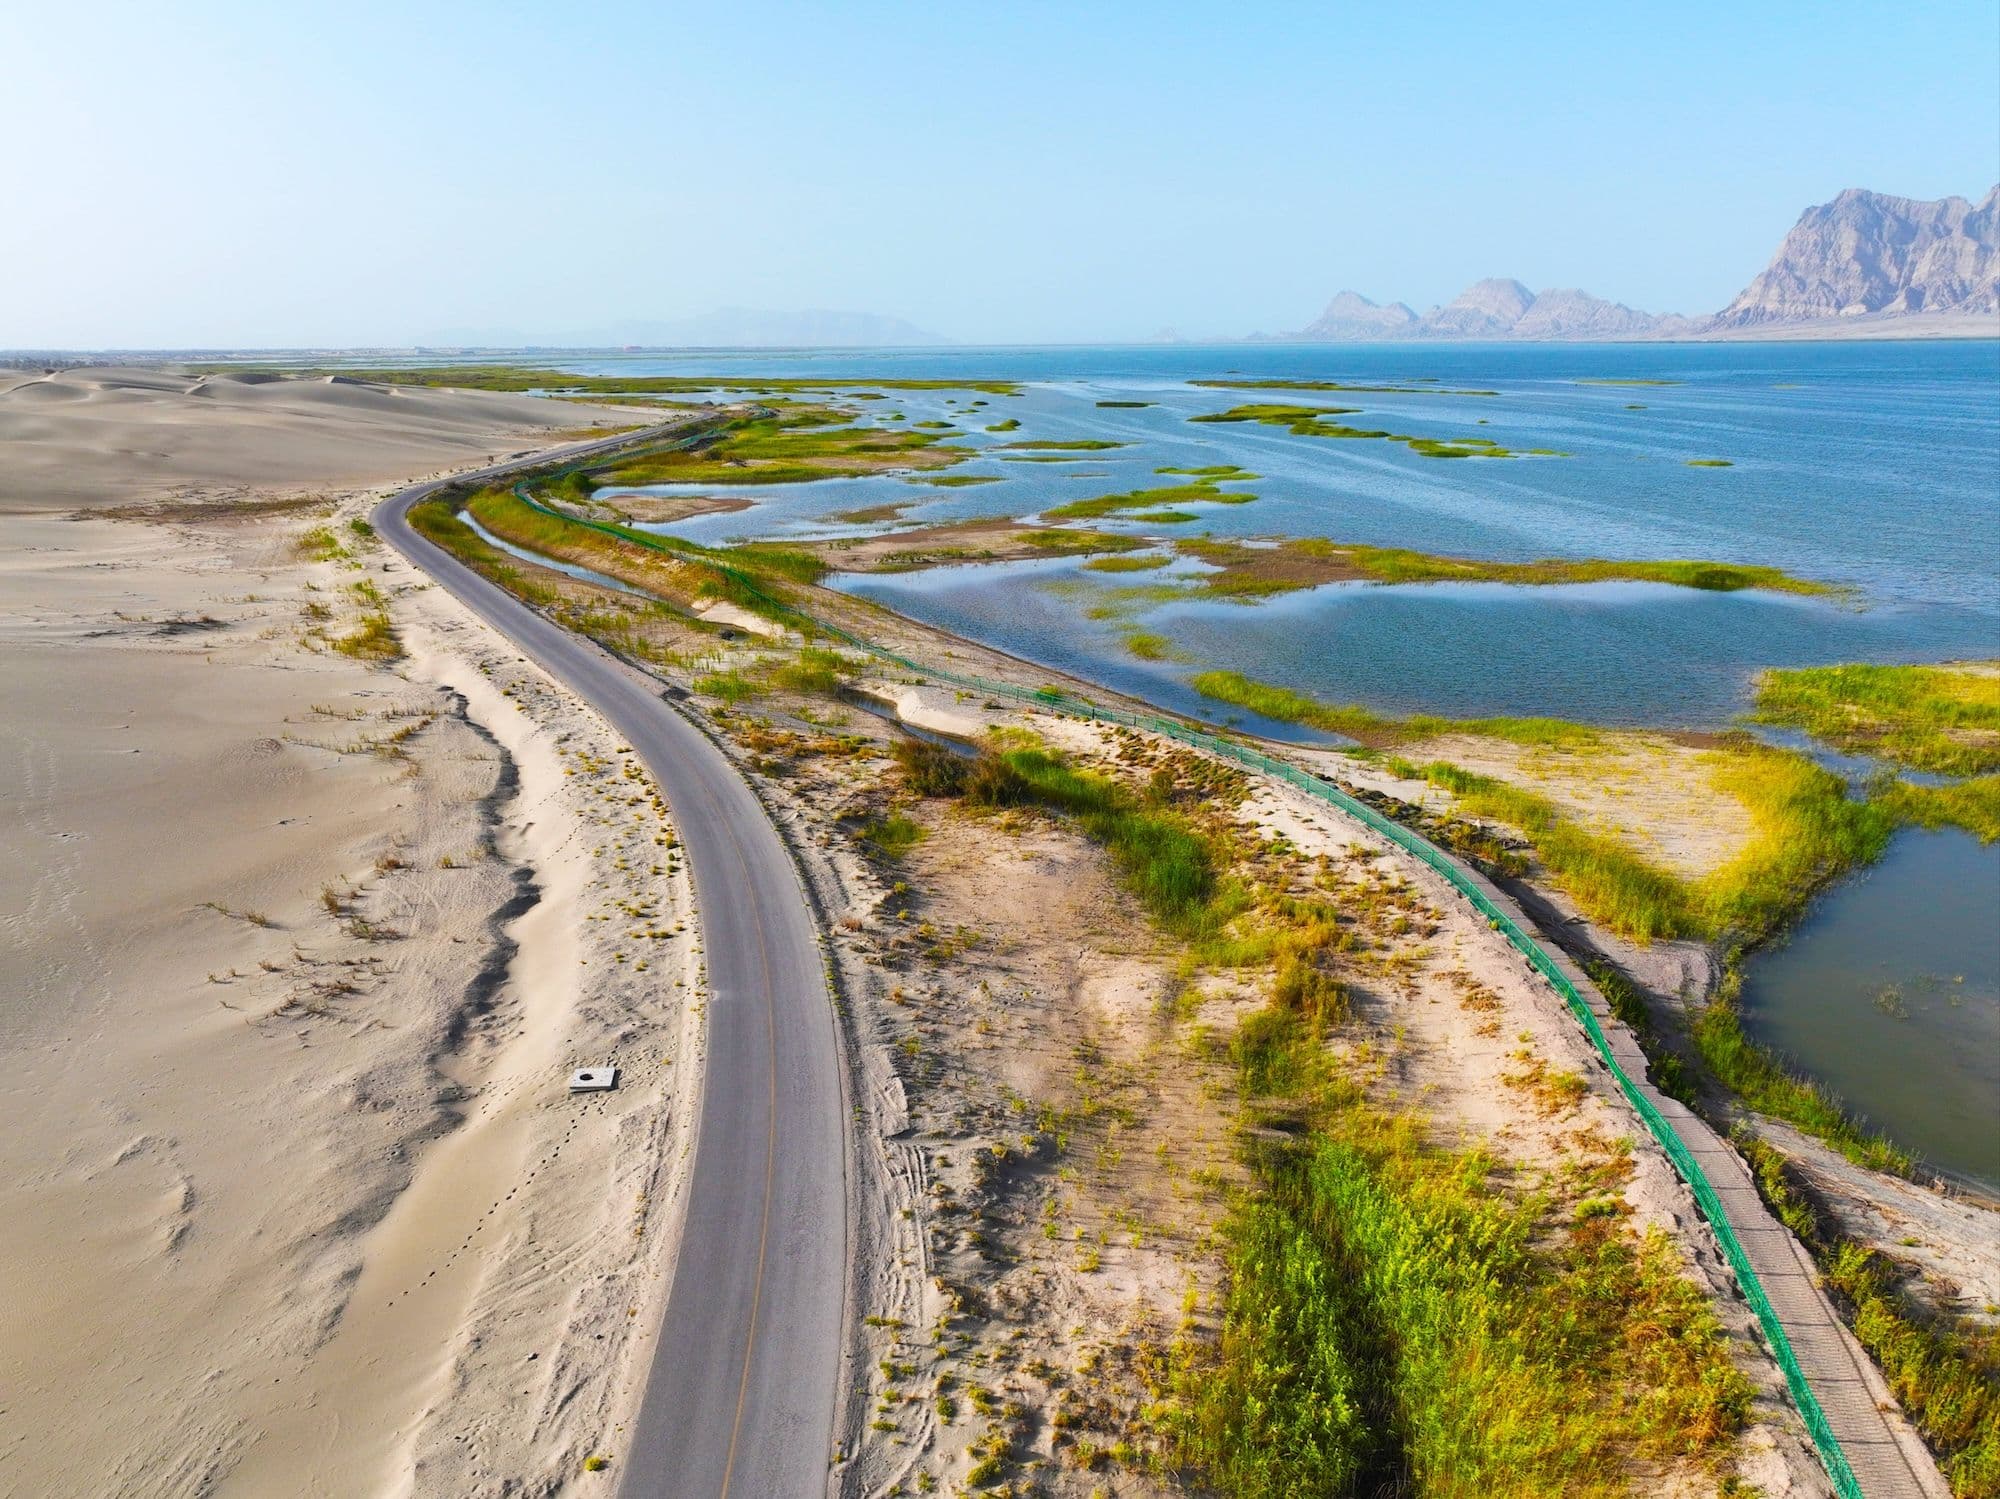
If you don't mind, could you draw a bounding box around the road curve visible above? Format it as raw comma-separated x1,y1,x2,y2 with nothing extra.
373,431,847,1498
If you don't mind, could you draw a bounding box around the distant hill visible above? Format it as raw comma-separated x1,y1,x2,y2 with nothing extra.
1297,291,1418,339
1285,279,1687,342
1709,186,1999,330
1279,186,1999,341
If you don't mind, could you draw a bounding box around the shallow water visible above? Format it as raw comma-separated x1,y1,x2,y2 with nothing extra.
1741,828,2000,1188
457,509,648,597
607,340,1999,728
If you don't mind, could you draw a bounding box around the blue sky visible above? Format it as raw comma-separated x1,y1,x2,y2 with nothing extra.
5,0,1996,347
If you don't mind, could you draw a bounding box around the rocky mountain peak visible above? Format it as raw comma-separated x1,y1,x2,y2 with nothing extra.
1710,186,2000,327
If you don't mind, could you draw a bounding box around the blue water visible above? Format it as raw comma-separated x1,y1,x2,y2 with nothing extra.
1742,828,2000,1187
534,341,1999,1180
573,340,1999,729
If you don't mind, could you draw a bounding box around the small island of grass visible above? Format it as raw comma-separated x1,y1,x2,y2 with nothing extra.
997,439,1126,451
1189,403,1527,459
1121,631,1181,660
1157,463,1259,480
1172,536,1836,599
1043,476,1258,522
1686,458,1734,467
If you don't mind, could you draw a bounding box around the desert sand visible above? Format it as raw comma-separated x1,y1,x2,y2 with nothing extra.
0,371,702,1495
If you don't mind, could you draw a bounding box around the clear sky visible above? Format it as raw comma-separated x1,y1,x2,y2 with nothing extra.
5,0,1996,348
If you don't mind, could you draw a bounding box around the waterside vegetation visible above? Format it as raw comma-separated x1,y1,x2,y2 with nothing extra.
1190,402,1546,459
1752,661,2000,776
893,739,1754,1494
1168,536,1835,600
1044,477,1258,523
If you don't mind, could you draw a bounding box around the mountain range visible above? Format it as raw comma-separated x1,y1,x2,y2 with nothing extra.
1282,186,1999,342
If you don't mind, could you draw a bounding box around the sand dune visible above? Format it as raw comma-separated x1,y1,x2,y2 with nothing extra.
0,375,702,1494
0,366,634,510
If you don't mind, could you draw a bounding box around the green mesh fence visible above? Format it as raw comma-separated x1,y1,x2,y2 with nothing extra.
494,452,1864,1498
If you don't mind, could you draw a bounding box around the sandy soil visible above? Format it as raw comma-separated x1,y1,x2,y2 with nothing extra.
593,628,1834,1493
0,367,640,512
0,373,704,1495
596,492,755,524
1409,730,1755,880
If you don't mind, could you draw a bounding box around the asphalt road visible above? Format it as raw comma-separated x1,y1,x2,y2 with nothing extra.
374,431,847,1498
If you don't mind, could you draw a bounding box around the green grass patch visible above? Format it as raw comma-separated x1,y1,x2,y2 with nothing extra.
1170,536,1834,600
1156,464,1258,479
1188,670,1601,751
1685,458,1733,468
985,418,1021,432
769,647,851,695
1751,661,2000,775
722,541,828,584
1157,1006,1750,1495
1190,403,1522,458
1418,763,1701,943
1044,478,1257,522
1122,631,1183,661
863,813,926,856
1873,775,2000,842
1131,509,1199,524
902,741,1236,941
295,524,349,562
1097,399,1153,407
996,438,1125,451
456,478,839,632
330,610,400,660
694,670,762,703
1082,553,1172,573
1196,670,1890,949
1019,527,1148,556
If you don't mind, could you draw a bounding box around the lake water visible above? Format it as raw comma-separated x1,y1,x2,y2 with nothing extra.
597,340,1999,727
549,341,1999,1182
1741,828,2000,1187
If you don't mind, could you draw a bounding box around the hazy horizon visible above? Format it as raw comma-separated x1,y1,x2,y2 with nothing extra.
6,1,1996,349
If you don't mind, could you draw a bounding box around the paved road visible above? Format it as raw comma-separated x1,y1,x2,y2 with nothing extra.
374,431,847,1499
